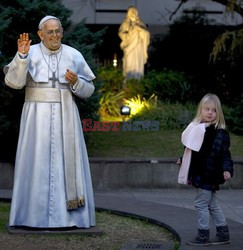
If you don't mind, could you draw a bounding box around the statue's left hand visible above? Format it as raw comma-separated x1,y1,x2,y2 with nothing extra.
65,69,78,86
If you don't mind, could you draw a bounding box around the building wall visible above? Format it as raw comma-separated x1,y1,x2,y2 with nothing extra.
61,0,243,33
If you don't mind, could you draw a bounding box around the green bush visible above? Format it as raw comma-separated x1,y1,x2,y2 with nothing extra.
99,91,125,118
124,78,145,98
224,99,243,135
96,67,191,103
97,66,124,93
141,70,191,102
132,102,196,129
95,67,242,134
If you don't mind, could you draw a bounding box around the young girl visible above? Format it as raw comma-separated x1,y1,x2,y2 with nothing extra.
177,93,234,246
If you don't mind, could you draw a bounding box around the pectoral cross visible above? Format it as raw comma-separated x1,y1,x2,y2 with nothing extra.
49,72,58,87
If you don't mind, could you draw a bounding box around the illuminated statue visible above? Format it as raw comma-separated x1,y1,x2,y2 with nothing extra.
118,6,150,80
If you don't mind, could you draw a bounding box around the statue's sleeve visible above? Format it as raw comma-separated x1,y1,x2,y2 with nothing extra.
71,78,95,99
68,47,95,99
4,53,29,89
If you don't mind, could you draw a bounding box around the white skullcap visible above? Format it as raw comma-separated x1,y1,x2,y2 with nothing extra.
38,15,59,29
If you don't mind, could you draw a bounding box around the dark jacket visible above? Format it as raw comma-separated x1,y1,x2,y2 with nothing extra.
188,125,234,190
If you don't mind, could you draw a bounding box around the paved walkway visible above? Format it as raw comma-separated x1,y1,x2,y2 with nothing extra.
1,188,243,249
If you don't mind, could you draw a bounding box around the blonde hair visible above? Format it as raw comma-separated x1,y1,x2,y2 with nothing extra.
193,93,226,129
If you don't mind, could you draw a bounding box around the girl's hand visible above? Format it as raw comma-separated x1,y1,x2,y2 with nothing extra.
224,171,231,181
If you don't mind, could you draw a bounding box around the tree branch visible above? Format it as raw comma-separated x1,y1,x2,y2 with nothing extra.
169,0,189,21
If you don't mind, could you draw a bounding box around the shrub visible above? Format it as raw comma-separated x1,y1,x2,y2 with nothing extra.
99,91,125,118
97,67,191,103
97,66,124,93
141,70,191,102
124,78,145,98
132,102,196,129
123,94,157,117
224,99,243,135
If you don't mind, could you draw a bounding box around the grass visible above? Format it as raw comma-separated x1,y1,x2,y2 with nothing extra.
0,202,179,250
0,202,9,231
85,128,243,159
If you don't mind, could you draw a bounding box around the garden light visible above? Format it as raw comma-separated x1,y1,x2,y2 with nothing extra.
120,105,131,115
113,53,117,67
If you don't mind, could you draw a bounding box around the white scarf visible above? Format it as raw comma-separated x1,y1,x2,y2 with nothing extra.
178,122,207,184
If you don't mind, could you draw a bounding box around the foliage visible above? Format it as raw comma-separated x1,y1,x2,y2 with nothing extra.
96,66,242,134
148,5,243,130
96,66,124,93
123,94,157,117
225,99,243,135
210,29,243,62
148,6,233,102
97,66,193,122
225,0,243,17
99,91,125,118
132,101,196,129
130,99,243,135
141,70,190,102
0,202,10,231
124,78,145,98
96,66,191,103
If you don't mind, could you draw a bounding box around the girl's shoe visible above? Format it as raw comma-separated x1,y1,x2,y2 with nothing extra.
187,229,210,246
211,225,230,245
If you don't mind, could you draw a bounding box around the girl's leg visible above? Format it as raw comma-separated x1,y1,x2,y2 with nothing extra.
187,188,211,245
194,188,212,230
209,191,227,227
209,192,230,245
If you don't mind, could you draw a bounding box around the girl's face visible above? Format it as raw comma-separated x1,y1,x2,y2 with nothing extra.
201,101,217,123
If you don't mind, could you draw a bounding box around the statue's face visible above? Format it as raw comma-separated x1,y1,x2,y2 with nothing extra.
38,19,63,51
128,9,138,22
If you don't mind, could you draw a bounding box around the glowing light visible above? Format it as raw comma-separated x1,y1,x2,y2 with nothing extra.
120,105,131,115
113,53,117,67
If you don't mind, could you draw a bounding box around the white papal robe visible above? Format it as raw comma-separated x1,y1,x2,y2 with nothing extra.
4,42,96,228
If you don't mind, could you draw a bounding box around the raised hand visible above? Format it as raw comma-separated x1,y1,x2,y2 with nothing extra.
18,33,32,54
